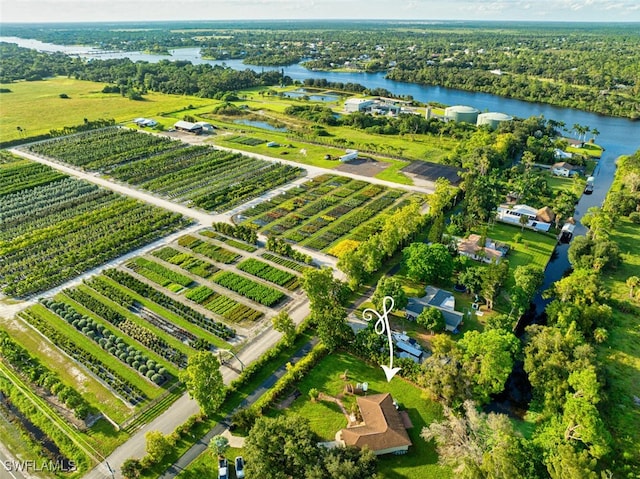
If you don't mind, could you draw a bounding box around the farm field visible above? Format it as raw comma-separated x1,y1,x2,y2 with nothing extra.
146,229,298,312
26,127,305,213
0,154,190,297
1,227,304,419
0,76,217,144
238,173,420,253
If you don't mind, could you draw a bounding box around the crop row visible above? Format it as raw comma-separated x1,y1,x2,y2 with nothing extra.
127,257,193,290
212,271,285,307
19,308,146,405
185,285,262,322
226,135,266,146
157,249,220,280
110,145,210,183
63,287,187,368
85,276,207,349
84,276,135,309
104,269,235,340
178,235,240,264
241,185,310,218
43,299,169,385
0,157,65,196
201,230,257,252
1,185,114,242
191,162,303,212
260,252,310,272
0,330,93,419
237,258,299,290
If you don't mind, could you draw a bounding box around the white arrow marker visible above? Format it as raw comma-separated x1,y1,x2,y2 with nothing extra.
363,296,400,382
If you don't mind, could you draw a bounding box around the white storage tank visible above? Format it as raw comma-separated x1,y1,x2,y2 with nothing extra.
477,112,513,129
444,105,479,124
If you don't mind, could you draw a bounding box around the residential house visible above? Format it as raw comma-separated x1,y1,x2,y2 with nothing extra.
552,161,580,177
336,393,412,455
405,286,463,333
496,204,552,232
457,234,509,264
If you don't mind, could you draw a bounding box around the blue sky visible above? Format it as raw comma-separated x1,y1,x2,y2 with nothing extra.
1,0,639,23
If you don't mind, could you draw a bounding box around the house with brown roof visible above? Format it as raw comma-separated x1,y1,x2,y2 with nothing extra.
335,393,412,455
457,234,508,264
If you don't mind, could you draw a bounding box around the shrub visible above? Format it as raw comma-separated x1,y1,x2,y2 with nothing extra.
629,212,640,224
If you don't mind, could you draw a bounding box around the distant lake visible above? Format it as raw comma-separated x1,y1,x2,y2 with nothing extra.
284,89,340,102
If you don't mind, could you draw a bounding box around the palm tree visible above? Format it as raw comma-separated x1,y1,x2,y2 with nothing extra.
591,128,600,142
519,214,529,231
572,123,581,139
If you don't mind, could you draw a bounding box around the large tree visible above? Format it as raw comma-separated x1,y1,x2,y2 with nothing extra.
244,415,320,479
145,430,172,463
416,307,445,335
371,276,408,312
272,310,296,347
179,351,225,416
458,329,520,404
302,267,352,351
422,400,540,479
481,259,509,310
315,303,353,351
544,268,607,306
403,242,454,284
302,267,348,310
510,264,544,316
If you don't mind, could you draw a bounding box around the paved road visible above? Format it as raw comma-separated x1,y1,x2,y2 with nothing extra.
0,443,30,479
156,129,436,195
158,338,319,479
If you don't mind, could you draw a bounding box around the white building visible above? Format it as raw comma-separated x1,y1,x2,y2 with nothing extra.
496,204,552,232
344,98,374,113
339,149,358,162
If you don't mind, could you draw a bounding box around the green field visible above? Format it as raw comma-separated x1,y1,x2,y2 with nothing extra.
599,218,640,466
0,77,215,143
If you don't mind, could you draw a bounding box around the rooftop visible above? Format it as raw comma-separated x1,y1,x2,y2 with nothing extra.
338,393,412,454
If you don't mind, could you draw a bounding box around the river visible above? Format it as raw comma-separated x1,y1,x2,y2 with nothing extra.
2,36,639,305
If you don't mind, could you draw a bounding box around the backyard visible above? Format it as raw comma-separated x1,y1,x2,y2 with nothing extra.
264,351,450,479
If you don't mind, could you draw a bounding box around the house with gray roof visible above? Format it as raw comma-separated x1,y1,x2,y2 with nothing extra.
405,286,463,333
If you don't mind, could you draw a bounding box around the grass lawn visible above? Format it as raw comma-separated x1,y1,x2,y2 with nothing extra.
598,215,640,466
0,77,214,143
545,173,585,197
266,351,450,479
483,222,557,289
567,142,604,158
